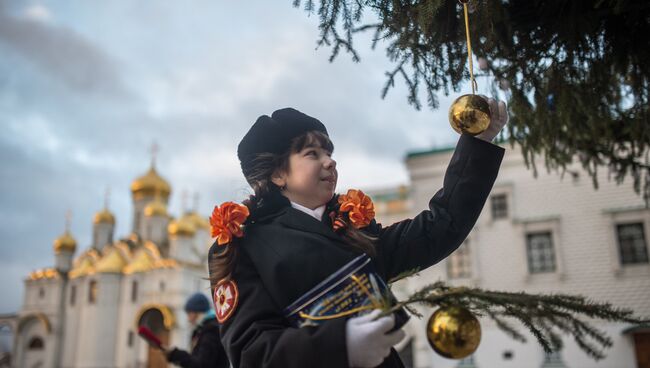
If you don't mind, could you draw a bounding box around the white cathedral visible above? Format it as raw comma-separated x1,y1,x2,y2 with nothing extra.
14,162,213,368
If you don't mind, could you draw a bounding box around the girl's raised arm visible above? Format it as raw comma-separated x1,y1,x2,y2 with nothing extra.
371,134,505,280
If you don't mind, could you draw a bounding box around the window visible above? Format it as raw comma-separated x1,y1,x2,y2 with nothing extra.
89,280,98,304
526,232,556,273
616,223,649,265
134,211,142,237
28,337,44,350
447,241,472,279
38,287,45,299
160,281,165,292
490,193,508,220
131,281,138,303
70,285,76,306
127,331,134,347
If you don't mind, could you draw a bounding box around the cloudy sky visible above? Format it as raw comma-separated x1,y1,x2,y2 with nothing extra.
0,0,471,313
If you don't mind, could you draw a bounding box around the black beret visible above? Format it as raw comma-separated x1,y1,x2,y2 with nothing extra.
237,108,328,177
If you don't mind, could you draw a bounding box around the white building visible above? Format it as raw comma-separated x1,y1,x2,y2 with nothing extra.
13,162,213,368
370,140,650,368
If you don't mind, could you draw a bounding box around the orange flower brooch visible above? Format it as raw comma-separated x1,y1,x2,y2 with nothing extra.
210,202,250,245
332,189,375,231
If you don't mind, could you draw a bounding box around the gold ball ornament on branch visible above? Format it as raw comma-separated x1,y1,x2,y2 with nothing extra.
426,306,481,360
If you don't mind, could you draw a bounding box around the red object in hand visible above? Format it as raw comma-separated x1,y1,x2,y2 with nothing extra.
137,326,162,349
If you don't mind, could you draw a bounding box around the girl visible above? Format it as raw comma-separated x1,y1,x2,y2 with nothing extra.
209,106,507,368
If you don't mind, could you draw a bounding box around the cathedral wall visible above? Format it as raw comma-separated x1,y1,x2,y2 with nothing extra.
15,317,54,368
194,228,212,260
168,237,200,265
93,223,114,250
23,279,61,315
62,279,82,367
133,197,149,238
144,217,169,246
75,274,121,368
115,274,143,367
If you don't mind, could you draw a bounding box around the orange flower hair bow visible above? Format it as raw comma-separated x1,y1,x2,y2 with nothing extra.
210,202,250,245
336,189,375,229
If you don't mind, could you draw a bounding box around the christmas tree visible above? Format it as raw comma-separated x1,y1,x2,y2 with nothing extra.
293,0,650,203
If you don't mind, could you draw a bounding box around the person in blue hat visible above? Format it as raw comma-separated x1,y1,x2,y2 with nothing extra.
164,292,229,368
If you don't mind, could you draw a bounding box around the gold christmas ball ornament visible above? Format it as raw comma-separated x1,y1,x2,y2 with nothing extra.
448,94,491,136
426,306,481,359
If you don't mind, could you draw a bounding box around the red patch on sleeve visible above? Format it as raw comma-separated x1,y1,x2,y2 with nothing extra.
213,279,239,323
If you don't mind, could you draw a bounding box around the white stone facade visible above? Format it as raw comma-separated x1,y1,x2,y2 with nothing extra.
372,139,650,368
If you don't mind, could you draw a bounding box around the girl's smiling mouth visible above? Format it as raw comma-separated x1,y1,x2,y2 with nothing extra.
322,175,336,183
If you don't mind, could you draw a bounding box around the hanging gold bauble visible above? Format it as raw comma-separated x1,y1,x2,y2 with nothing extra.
426,306,481,359
448,94,491,135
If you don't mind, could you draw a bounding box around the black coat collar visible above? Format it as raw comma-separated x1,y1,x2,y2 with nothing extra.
250,188,340,230
278,207,341,243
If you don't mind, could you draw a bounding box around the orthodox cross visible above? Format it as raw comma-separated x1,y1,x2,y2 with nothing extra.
193,193,200,212
65,209,72,233
150,142,159,168
104,187,111,210
181,190,189,213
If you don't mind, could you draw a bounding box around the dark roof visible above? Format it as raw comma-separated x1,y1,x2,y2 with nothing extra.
405,145,455,159
405,136,508,160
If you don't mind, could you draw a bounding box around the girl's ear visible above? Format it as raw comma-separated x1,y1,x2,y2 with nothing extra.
271,170,287,188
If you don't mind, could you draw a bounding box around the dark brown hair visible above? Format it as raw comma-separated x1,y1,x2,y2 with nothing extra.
209,131,376,286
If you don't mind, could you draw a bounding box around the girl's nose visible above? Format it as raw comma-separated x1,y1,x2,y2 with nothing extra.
324,156,336,169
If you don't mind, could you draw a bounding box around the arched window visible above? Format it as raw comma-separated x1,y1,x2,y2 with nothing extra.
131,281,138,303
27,336,44,350
70,285,76,306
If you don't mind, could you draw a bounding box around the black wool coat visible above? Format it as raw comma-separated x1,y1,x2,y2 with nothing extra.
166,316,230,368
208,134,505,368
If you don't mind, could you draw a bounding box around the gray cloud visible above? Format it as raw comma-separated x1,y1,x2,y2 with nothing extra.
0,0,462,313
0,9,131,99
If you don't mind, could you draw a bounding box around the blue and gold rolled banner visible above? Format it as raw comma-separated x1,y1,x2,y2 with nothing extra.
284,254,409,329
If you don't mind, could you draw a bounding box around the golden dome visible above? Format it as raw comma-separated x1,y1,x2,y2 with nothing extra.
53,232,77,254
93,208,115,225
144,199,168,217
69,254,97,279
95,244,130,274
168,217,196,237
131,167,171,200
185,212,210,231
123,246,157,274
124,242,177,274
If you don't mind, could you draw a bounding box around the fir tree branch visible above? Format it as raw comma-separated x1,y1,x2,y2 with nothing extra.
378,282,649,360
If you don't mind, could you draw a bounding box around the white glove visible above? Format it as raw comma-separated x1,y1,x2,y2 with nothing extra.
345,309,406,368
475,95,508,143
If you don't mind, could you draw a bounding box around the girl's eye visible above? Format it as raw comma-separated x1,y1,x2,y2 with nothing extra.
306,150,317,157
